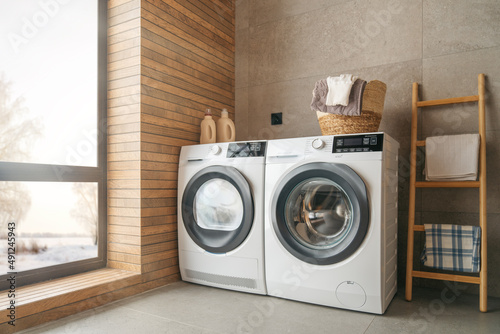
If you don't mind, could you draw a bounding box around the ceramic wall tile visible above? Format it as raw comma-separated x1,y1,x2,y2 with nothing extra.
249,0,347,27
421,47,500,135
235,0,249,31
423,0,500,58
249,0,422,86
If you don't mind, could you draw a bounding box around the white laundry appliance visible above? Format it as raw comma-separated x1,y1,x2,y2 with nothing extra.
178,141,267,295
264,133,399,314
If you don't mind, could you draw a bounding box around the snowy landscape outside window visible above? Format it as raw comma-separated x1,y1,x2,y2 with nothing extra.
0,0,107,289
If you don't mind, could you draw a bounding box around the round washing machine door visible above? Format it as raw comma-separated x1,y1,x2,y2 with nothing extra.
182,165,254,253
271,162,369,265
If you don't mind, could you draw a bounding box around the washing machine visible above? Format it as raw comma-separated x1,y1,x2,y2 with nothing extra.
178,140,267,295
264,132,399,314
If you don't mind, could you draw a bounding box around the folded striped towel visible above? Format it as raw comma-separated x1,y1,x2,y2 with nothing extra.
421,224,481,273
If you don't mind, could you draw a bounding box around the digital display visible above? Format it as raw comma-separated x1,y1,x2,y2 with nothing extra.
227,142,266,158
344,137,363,146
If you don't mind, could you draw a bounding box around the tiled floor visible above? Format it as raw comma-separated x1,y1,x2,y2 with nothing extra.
20,282,500,334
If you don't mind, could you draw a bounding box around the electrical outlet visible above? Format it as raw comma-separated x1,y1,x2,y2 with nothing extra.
271,112,282,125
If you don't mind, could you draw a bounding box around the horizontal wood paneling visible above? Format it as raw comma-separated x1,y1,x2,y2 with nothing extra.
141,97,201,125
108,7,141,27
142,65,233,106
141,266,179,282
138,0,234,295
108,242,141,255
146,0,234,52
108,224,141,236
141,27,233,82
107,1,143,284
108,251,141,264
179,0,234,39
108,261,142,272
142,250,178,266
108,198,142,208
107,0,142,289
108,17,141,36
140,217,174,228
107,133,141,145
108,74,141,90
142,47,233,96
108,96,142,110
141,12,233,70
108,85,141,100
109,0,140,17
108,215,141,226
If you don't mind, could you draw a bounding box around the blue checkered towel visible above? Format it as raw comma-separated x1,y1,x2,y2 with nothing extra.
421,224,481,273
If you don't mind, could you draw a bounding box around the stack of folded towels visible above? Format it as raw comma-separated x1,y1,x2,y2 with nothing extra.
310,74,366,116
421,133,482,273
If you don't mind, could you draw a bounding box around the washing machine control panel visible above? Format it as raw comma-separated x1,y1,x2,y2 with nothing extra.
333,133,384,153
227,141,267,158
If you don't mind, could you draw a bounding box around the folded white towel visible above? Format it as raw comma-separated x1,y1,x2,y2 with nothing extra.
425,134,480,181
325,74,358,106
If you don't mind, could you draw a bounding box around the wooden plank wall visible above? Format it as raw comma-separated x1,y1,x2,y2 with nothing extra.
139,0,235,283
108,0,235,282
108,0,143,274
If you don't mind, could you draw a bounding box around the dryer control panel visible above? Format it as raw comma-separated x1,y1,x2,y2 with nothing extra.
333,133,384,153
227,141,267,158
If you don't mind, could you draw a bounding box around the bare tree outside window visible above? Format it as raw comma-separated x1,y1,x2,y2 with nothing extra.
0,74,42,238
71,183,98,245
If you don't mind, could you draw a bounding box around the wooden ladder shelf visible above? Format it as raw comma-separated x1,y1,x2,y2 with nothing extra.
405,74,487,312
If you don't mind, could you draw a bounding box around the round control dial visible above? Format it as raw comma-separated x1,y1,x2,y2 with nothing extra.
312,138,325,149
210,145,221,155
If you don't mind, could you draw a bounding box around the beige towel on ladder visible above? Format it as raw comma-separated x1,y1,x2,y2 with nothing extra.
425,134,480,181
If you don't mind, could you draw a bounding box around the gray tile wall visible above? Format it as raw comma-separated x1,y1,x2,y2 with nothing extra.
235,0,500,298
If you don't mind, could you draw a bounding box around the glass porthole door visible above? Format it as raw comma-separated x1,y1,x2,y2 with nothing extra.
193,178,244,231
285,177,353,249
182,166,254,253
271,162,370,265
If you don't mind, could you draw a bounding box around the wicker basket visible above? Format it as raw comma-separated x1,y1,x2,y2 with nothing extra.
316,80,387,135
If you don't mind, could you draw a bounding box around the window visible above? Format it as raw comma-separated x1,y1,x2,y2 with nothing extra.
0,0,107,289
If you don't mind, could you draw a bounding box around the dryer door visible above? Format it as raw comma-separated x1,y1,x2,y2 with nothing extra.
271,162,369,265
182,165,254,253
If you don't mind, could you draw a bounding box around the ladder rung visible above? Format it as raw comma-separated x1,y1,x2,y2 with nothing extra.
416,140,426,146
413,225,425,231
416,95,479,107
415,181,480,188
412,270,480,284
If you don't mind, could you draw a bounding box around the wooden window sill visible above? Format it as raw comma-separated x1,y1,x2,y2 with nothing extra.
0,268,141,333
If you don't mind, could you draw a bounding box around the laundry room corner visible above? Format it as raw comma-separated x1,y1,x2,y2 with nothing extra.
235,0,500,300
2,0,500,333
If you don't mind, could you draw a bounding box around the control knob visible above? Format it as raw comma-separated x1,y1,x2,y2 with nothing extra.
210,145,221,155
312,138,325,149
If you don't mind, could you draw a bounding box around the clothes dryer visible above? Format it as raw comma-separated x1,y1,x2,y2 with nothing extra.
265,133,398,313
178,141,267,294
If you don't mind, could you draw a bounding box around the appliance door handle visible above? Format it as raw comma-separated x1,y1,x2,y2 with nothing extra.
187,158,204,162
268,155,299,159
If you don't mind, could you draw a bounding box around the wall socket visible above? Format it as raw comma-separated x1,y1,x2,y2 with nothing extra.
271,112,282,125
